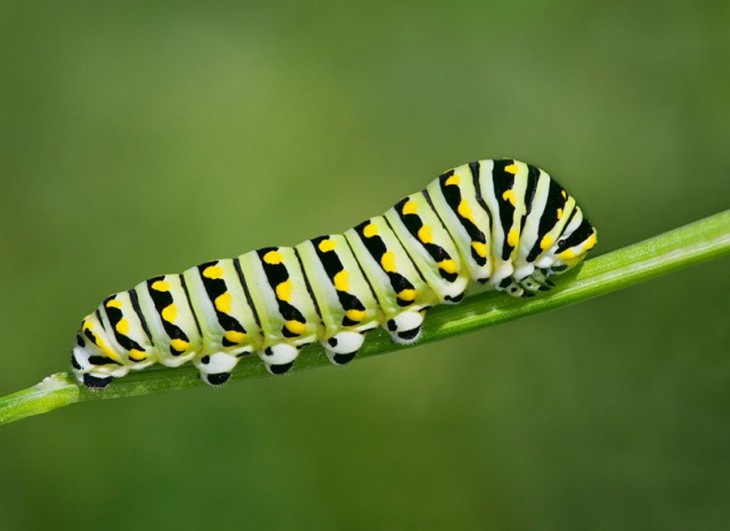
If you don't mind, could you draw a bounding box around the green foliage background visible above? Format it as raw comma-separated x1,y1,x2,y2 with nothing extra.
1,1,728,529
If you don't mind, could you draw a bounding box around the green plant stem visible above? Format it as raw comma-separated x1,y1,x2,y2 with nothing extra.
1,210,728,426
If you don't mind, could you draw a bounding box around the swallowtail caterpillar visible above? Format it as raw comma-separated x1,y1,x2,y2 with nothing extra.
72,159,597,388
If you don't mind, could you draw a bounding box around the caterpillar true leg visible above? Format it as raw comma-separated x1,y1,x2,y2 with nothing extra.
518,274,551,295
71,159,597,388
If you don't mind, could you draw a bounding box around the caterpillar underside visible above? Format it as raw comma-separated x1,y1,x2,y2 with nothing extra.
72,159,598,388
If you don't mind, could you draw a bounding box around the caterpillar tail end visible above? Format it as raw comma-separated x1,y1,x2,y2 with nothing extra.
71,343,127,390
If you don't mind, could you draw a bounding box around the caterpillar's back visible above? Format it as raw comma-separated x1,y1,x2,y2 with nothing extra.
72,159,598,388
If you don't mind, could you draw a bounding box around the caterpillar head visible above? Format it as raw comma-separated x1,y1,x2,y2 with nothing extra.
536,214,598,273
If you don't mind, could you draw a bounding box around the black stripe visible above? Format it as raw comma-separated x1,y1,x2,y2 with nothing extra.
393,195,457,282
102,297,146,354
520,164,540,232
343,234,380,307
128,289,153,343
95,309,106,330
196,261,247,345
88,355,122,366
471,161,494,238
468,162,492,266
526,177,568,262
234,257,262,329
146,276,190,355
310,235,367,317
311,235,345,281
383,214,428,284
557,217,593,252
256,248,306,332
179,273,203,337
436,164,489,267
422,189,450,234
491,159,516,261
355,220,415,307
294,247,323,322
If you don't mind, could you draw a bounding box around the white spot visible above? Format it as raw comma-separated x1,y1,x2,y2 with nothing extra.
194,352,239,375
386,310,424,344
108,365,130,378
489,262,514,286
72,346,93,371
513,264,535,281
259,343,299,365
535,256,555,269
321,331,364,355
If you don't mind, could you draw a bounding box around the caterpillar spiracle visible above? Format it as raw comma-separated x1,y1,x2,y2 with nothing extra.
72,159,598,388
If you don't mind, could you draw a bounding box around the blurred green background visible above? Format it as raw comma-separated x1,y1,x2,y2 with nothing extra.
1,1,729,529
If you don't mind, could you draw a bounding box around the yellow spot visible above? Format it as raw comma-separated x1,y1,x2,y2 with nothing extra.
397,289,417,302
402,200,418,215
333,271,349,291
224,330,247,344
275,280,292,302
263,250,284,265
438,259,457,274
502,189,516,206
115,318,130,335
82,319,92,331
444,175,460,186
471,241,488,258
106,299,122,309
457,199,475,222
129,349,147,361
215,292,232,313
540,235,554,251
380,251,396,272
203,265,224,279
507,229,519,247
504,163,518,174
99,341,122,363
345,309,366,322
170,339,189,353
559,249,576,260
285,320,306,335
561,190,567,199
556,208,563,219
363,223,378,238
83,322,122,363
584,232,598,250
151,280,170,292
417,225,433,243
161,304,177,323
318,239,336,252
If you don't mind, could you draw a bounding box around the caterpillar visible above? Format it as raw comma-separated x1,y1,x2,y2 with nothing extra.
71,158,598,389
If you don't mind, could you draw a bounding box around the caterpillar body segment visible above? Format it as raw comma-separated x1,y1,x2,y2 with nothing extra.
71,159,598,389
294,235,379,364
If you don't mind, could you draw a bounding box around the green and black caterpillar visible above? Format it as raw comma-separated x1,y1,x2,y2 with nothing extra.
72,159,598,388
